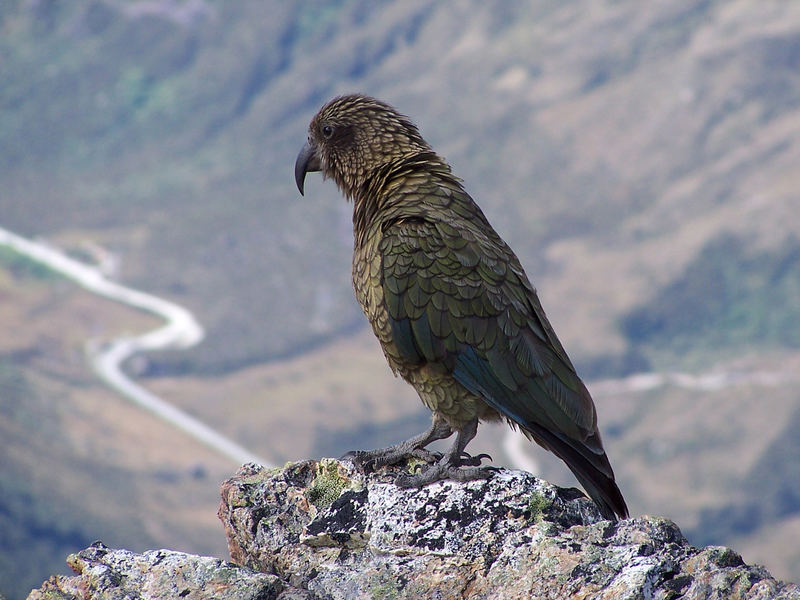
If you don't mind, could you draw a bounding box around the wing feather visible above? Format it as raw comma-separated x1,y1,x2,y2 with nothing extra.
379,210,596,440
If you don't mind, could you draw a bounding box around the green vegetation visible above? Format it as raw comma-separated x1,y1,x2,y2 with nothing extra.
0,247,63,282
305,459,349,509
370,580,402,600
525,493,552,522
622,235,800,366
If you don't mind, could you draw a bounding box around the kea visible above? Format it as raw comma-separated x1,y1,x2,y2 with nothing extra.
295,94,628,520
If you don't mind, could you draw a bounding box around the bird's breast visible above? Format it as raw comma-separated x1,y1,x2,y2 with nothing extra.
352,232,394,348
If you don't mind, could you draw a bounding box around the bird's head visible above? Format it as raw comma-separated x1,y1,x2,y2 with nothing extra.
295,94,431,200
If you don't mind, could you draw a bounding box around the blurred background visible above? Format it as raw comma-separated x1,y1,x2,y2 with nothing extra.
2,1,800,597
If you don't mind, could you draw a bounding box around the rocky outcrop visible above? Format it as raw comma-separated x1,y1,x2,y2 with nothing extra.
27,543,281,600
28,459,800,599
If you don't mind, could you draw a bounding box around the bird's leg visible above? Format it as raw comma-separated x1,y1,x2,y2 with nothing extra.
341,418,453,473
395,417,496,487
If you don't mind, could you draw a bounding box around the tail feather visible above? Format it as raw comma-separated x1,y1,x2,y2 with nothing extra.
523,423,629,520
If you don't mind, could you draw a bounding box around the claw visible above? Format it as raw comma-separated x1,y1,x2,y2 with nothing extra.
458,451,493,467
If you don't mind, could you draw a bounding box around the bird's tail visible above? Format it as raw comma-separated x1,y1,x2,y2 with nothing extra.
524,424,629,520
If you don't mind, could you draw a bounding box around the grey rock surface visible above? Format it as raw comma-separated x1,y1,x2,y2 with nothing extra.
28,459,800,599
218,459,800,599
26,541,285,599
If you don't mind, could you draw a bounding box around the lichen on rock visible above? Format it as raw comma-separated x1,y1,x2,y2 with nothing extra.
305,457,362,510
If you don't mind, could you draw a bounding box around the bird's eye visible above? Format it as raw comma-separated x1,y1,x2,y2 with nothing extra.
321,125,334,138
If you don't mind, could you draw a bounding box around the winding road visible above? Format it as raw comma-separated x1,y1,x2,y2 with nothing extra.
0,227,269,467
5,226,795,475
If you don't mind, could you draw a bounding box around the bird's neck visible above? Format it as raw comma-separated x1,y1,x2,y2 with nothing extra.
351,151,459,245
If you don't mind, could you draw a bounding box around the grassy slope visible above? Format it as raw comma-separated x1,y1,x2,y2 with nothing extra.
0,262,231,599
623,234,800,364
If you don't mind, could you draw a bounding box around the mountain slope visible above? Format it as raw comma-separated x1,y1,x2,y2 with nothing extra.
2,0,798,374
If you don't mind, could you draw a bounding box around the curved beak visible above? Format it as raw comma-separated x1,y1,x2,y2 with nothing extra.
294,141,321,196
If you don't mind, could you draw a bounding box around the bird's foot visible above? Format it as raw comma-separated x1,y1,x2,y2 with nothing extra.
341,445,441,474
395,453,497,487
340,420,453,474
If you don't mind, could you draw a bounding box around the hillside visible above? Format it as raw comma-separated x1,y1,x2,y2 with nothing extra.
3,1,799,374
0,255,231,599
2,1,800,598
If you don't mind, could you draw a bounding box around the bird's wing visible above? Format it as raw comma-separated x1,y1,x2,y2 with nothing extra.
379,209,599,446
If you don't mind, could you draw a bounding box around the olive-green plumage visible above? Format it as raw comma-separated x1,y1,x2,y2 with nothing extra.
295,94,628,520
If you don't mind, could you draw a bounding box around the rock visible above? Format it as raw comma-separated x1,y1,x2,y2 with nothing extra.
28,459,800,599
217,459,800,600
25,541,286,600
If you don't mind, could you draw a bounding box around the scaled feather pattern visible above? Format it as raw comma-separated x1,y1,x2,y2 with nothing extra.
295,94,628,520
